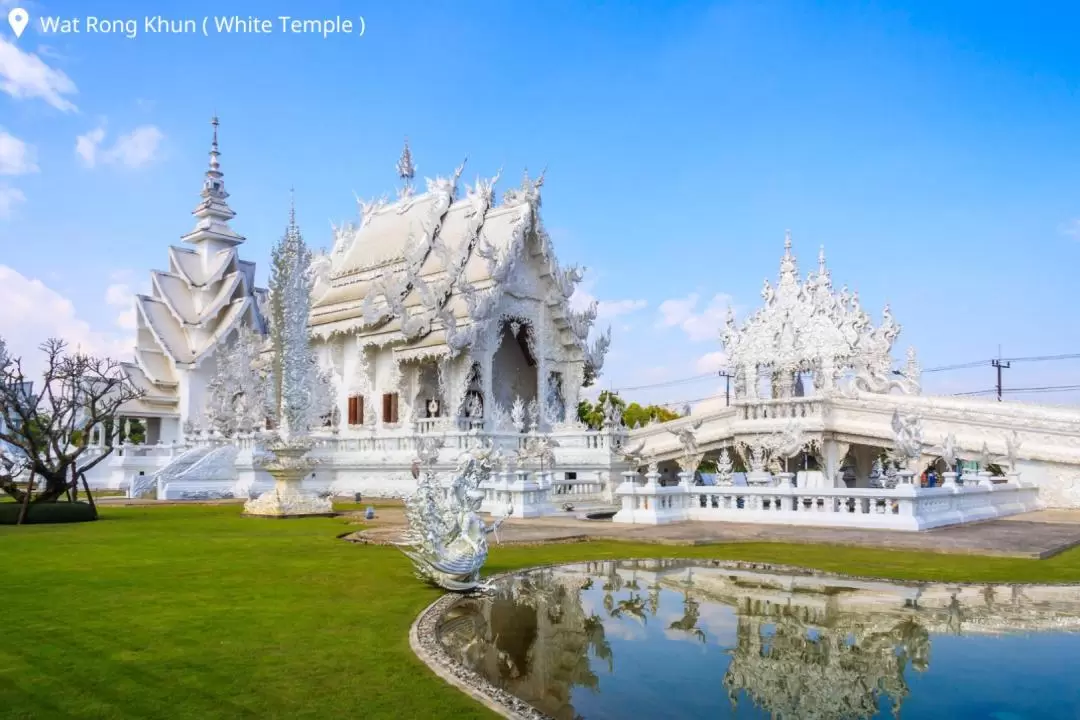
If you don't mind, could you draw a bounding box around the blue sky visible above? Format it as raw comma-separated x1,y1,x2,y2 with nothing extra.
1,0,1079,404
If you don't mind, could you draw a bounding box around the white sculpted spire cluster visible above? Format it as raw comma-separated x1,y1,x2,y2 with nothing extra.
269,199,333,444
720,233,919,400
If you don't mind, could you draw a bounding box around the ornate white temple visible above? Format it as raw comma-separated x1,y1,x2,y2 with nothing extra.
307,144,609,439
81,124,1080,527
118,118,268,444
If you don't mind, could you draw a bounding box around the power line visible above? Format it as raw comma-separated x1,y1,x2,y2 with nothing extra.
643,383,1080,413
607,352,1080,394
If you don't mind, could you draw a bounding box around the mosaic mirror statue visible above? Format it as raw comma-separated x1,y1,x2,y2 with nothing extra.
397,443,507,592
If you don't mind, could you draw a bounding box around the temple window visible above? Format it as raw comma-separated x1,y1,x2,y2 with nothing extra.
347,395,364,425
382,393,399,424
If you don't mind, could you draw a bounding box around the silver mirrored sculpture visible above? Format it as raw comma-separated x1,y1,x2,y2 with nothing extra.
397,445,506,592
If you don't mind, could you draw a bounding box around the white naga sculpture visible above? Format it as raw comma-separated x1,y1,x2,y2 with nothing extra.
397,444,506,592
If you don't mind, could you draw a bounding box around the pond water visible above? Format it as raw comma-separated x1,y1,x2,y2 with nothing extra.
437,560,1080,719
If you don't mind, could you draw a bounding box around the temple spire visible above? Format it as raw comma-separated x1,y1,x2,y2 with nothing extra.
288,186,296,230
181,115,244,246
396,137,415,192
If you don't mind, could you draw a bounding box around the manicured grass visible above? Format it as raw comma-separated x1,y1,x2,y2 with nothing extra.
2,504,1079,719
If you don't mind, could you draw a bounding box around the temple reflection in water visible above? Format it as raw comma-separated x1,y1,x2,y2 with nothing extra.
437,560,1080,719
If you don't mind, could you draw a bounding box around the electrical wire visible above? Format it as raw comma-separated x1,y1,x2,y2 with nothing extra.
605,352,1080,394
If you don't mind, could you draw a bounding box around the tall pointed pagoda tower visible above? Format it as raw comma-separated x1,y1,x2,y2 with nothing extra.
121,117,268,442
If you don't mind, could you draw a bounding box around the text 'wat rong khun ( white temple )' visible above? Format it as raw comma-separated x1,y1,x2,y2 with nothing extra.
81,119,1080,530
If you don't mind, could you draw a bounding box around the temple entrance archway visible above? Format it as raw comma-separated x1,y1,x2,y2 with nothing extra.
492,318,538,413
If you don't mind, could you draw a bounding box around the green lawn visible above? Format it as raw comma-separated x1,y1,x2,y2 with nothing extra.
2,504,1079,719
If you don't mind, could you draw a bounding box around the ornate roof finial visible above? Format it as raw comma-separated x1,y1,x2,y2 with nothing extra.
778,230,797,283
818,244,826,269
183,114,243,245
396,137,415,191
209,115,221,175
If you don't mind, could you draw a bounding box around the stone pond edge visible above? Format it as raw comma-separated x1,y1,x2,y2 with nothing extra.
408,558,1080,720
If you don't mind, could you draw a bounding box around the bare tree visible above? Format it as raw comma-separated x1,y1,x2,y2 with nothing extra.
0,337,144,517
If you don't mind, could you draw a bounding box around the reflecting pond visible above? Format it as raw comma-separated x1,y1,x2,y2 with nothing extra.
437,560,1080,719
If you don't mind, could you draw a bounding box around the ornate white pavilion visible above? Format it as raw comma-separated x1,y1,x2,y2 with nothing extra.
81,122,1080,530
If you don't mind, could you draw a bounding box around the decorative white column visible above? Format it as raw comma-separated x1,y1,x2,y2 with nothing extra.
480,348,495,429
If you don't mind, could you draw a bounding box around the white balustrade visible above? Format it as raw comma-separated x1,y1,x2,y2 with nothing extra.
479,469,556,519
613,471,694,525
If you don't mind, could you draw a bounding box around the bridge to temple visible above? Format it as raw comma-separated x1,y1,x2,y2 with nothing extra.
628,390,1080,502
619,235,1080,506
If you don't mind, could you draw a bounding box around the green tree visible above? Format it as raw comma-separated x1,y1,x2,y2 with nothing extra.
577,392,680,430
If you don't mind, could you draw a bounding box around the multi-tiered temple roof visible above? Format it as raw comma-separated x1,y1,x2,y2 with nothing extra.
122,118,267,413
309,143,608,370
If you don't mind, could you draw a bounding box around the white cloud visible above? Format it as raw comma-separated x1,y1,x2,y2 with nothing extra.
0,185,25,218
598,298,647,319
76,125,164,169
657,292,732,342
0,265,133,380
694,351,728,374
104,273,141,331
75,127,106,167
0,129,37,175
104,282,131,307
106,126,164,168
1063,219,1080,240
569,283,647,322
0,37,77,112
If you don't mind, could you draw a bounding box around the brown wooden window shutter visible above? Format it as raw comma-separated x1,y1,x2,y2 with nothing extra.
382,393,399,423
357,396,364,425
347,396,359,425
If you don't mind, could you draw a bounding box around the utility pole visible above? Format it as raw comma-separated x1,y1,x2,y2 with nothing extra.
992,346,1010,402
718,370,732,406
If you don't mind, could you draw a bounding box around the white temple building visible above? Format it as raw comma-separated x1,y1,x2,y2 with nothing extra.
117,117,268,445
307,144,609,445
81,124,1080,529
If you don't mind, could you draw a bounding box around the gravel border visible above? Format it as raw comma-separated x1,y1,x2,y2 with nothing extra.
409,558,1080,719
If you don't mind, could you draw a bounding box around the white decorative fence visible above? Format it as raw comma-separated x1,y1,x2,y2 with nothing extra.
612,471,1040,530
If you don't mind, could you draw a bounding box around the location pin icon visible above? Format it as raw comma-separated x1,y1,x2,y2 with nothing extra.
8,8,29,39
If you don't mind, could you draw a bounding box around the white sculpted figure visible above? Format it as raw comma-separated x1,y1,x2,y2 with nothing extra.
940,433,958,469
1005,431,1022,471
466,393,483,419
616,437,648,470
716,448,735,485
397,445,506,592
890,410,923,469
669,418,704,474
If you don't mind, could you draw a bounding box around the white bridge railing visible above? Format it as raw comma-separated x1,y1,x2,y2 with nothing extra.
612,471,1040,530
